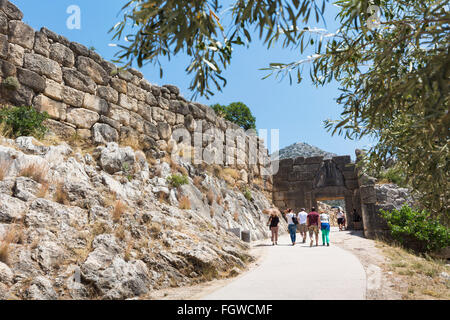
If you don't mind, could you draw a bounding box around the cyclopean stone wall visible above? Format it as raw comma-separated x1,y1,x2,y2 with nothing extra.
0,0,272,191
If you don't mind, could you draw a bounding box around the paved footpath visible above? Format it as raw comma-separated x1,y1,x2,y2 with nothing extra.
203,229,366,300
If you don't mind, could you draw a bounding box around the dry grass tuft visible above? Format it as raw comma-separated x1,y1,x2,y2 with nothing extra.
193,175,204,189
112,200,127,222
0,224,23,265
206,190,215,205
124,240,134,262
159,191,168,204
377,240,450,300
216,195,223,205
120,135,140,151
0,160,11,181
36,180,50,198
179,196,191,210
53,181,69,205
210,208,215,218
233,212,239,222
19,162,48,184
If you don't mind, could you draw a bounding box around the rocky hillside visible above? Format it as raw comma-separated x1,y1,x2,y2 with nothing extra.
274,142,337,160
0,135,277,300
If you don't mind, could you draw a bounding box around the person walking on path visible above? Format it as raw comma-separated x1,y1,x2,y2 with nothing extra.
266,208,281,245
297,208,308,243
337,208,345,231
320,211,331,246
283,208,298,245
307,207,320,247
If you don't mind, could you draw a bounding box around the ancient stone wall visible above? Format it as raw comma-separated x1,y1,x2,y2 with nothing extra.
0,0,272,190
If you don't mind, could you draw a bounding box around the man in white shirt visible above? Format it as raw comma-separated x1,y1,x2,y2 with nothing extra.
297,208,308,243
283,208,297,245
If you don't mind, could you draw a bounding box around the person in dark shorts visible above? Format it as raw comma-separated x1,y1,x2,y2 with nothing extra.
266,208,280,245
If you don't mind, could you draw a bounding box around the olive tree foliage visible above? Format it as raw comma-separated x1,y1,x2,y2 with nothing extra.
111,0,449,216
211,102,257,130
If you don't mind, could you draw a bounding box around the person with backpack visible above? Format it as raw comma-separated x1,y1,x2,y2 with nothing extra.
266,208,281,245
284,208,298,246
337,208,345,231
320,211,331,246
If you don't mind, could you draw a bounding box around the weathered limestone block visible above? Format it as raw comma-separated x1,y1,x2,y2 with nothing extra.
69,41,89,57
205,106,216,123
33,94,67,121
118,93,137,112
7,42,24,66
76,128,91,139
158,122,172,140
17,67,45,93
49,43,75,68
24,53,62,82
162,84,179,95
0,59,15,77
33,31,50,57
151,85,161,97
76,56,108,85
62,67,96,94
158,96,169,110
164,110,176,125
99,115,120,131
176,113,184,125
62,86,84,107
152,106,164,122
118,69,132,82
137,101,152,122
188,103,205,119
144,121,159,140
43,78,62,100
184,114,196,132
360,185,376,204
127,83,147,101
100,60,117,75
0,0,23,20
0,11,7,34
44,119,76,139
82,93,109,115
0,83,33,106
293,156,305,165
129,112,145,133
8,20,34,49
279,158,293,168
97,85,118,104
305,156,324,164
92,123,118,145
145,91,157,106
109,104,130,126
110,77,127,94
0,33,8,59
66,107,99,129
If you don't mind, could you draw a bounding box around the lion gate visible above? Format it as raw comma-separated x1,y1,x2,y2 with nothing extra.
272,154,387,237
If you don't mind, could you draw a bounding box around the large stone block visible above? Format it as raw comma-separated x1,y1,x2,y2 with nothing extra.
118,93,137,112
110,77,127,94
7,43,24,66
127,83,147,101
33,31,50,57
66,107,99,129
62,86,84,107
44,119,76,139
0,33,8,59
43,79,62,101
293,156,305,165
0,59,16,77
99,115,120,131
33,94,67,121
279,158,293,167
1,84,33,106
49,43,74,68
24,53,62,82
82,93,109,115
0,0,23,20
76,56,108,85
62,67,96,94
129,112,145,133
109,104,130,126
305,156,324,164
97,85,118,104
17,67,46,93
143,121,159,140
0,11,7,34
92,123,118,145
8,20,34,49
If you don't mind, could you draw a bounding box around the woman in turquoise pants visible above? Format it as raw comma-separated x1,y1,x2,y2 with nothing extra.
319,212,330,246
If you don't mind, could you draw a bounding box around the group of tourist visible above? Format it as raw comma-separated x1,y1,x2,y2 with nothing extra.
265,207,347,247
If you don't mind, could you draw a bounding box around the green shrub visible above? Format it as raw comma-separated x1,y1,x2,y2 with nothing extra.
380,205,450,253
0,105,49,138
379,166,407,187
167,174,188,188
2,77,20,91
242,187,253,202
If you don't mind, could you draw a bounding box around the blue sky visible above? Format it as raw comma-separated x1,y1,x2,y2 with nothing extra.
13,0,375,159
